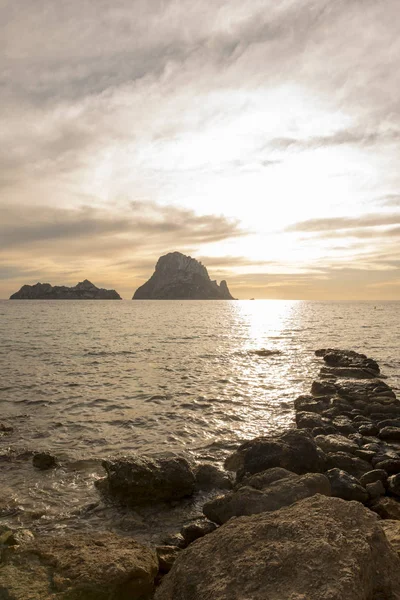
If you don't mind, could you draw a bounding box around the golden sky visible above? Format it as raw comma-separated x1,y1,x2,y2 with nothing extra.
1,0,400,299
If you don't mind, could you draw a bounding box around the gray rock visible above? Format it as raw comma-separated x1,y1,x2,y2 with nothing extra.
358,424,379,436
194,463,232,491
239,467,297,490
326,468,368,503
155,495,400,600
0,532,157,600
224,429,325,477
360,469,388,487
325,452,371,479
379,427,400,441
388,474,400,497
331,416,356,434
160,533,186,548
132,252,234,300
203,473,331,524
374,459,400,474
315,434,359,455
100,454,195,506
295,412,330,429
366,480,385,499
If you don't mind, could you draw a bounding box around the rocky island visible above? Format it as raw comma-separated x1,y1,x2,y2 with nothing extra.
10,279,121,300
133,252,234,299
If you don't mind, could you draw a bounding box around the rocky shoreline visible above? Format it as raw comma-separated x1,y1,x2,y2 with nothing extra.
1,348,400,598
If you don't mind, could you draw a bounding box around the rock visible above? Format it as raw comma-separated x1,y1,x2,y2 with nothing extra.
311,380,337,397
354,449,376,462
181,519,217,546
203,473,331,524
388,474,400,497
381,520,400,557
320,366,378,379
360,469,388,487
372,448,399,468
0,532,157,599
359,423,380,436
0,526,34,546
239,467,297,490
314,434,359,455
316,348,380,374
156,546,181,574
374,459,400,474
224,429,325,477
378,419,400,429
325,452,371,479
132,252,234,300
370,497,400,520
296,411,331,429
100,454,195,506
366,480,385,499
0,489,19,517
194,463,232,491
379,427,400,441
0,423,13,434
331,416,356,434
32,451,58,470
160,533,186,548
155,495,400,600
10,279,121,300
293,395,329,413
312,426,337,436
326,468,368,503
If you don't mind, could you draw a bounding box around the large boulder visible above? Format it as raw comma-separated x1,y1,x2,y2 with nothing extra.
381,520,400,557
155,495,400,600
100,454,195,506
203,472,331,524
0,532,157,600
315,434,359,455
224,429,325,478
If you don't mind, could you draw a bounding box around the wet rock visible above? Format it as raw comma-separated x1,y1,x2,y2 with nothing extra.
224,429,325,478
100,454,195,506
0,526,34,547
0,488,19,517
295,411,331,429
311,426,337,437
0,532,158,600
181,519,217,546
311,380,337,397
314,434,359,455
372,448,400,468
194,463,232,491
379,427,400,441
381,520,400,557
293,395,329,413
354,449,376,462
360,469,388,487
378,419,400,429
155,495,400,600
326,468,368,503
156,546,181,574
239,467,297,490
370,497,400,520
203,473,331,525
32,451,58,470
366,480,385,499
320,366,378,379
325,452,371,479
388,474,400,497
316,348,380,374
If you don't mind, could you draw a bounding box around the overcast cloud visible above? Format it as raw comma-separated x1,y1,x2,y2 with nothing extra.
1,0,399,298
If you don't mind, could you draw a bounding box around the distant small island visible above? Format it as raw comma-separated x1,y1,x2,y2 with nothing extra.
10,279,121,300
133,252,235,300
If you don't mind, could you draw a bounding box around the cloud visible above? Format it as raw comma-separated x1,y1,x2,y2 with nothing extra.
286,213,400,233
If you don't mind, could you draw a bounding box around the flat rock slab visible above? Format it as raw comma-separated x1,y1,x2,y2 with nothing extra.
156,495,400,600
0,532,158,600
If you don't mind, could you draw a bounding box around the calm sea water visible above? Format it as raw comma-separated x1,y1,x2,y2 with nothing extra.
0,300,399,538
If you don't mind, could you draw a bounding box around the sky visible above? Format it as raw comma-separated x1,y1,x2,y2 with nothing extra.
1,0,400,300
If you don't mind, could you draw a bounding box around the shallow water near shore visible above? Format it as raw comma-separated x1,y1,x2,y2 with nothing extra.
1,299,399,540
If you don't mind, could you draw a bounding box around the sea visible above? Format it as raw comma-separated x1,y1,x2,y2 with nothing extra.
1,299,399,542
